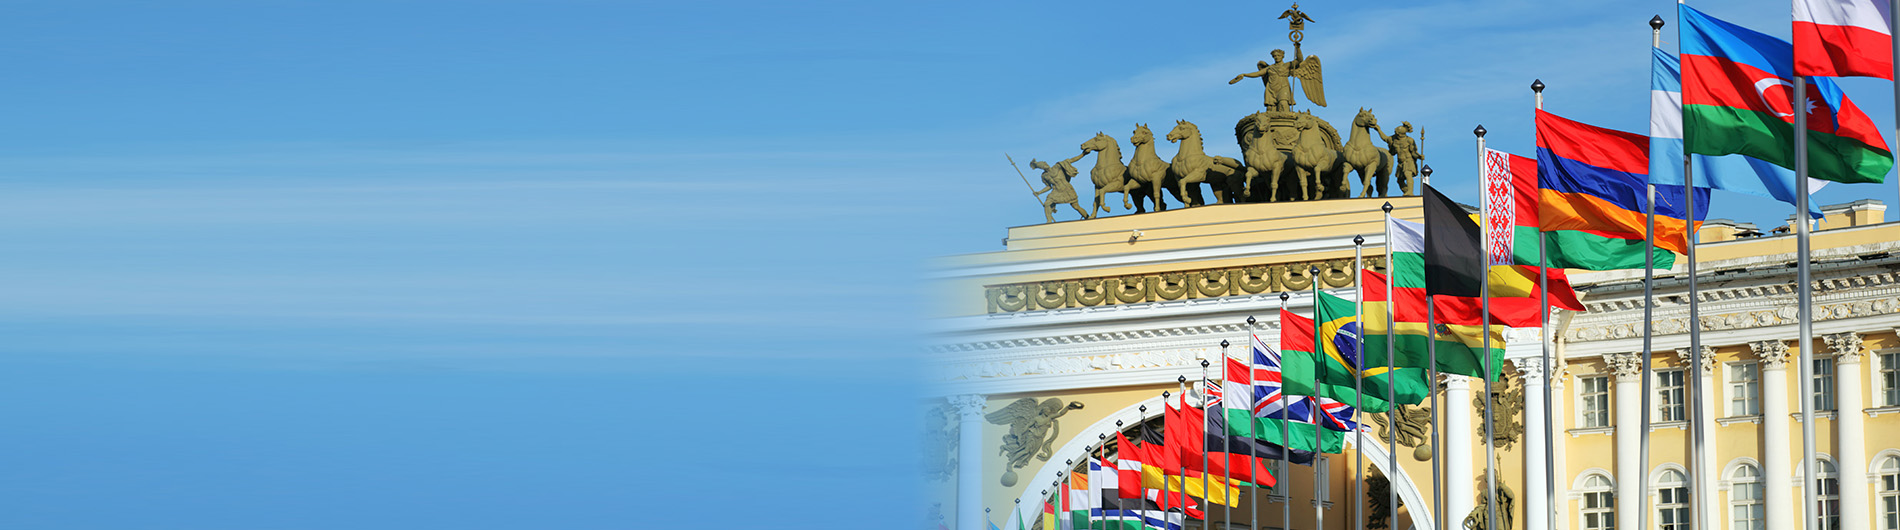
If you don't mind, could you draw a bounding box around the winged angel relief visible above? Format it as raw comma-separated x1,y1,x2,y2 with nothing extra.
985,398,1084,487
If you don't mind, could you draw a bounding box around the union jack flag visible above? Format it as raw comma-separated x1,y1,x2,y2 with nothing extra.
1250,334,1287,417
1313,397,1361,432
1200,379,1222,408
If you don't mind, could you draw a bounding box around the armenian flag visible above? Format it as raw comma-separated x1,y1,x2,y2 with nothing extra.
1536,109,1709,255
1681,4,1892,184
1487,147,1673,271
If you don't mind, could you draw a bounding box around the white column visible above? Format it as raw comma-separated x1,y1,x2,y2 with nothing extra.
1678,346,1720,528
1518,357,1550,530
1606,351,1645,530
1551,358,1571,530
1751,340,1796,530
1445,374,1476,523
950,394,988,530
1828,332,1870,530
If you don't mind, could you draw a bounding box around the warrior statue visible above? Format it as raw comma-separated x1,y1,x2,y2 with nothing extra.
1462,476,1517,530
1030,153,1091,223
1379,120,1425,196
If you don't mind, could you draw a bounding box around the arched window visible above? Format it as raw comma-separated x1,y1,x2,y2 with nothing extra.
1728,464,1764,530
1579,474,1615,530
1817,459,1840,530
1879,456,1900,530
1656,469,1689,530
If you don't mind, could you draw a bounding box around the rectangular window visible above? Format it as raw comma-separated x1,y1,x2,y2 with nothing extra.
1581,490,1614,530
1580,375,1610,428
1730,362,1761,417
1815,359,1837,412
1658,485,1690,530
1657,369,1686,422
1884,353,1900,407
1732,480,1764,530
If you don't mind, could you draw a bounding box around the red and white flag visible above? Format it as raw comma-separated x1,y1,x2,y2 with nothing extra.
1795,0,1894,79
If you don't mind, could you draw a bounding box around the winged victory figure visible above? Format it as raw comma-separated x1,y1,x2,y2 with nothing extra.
984,397,1084,487
1229,48,1326,111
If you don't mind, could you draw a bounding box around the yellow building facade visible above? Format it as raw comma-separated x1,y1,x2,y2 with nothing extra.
926,197,1900,530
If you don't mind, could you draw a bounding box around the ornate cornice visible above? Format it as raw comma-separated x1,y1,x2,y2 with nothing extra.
1676,346,1716,375
1826,332,1866,364
1562,266,1900,344
1605,351,1644,379
983,256,1385,314
1750,340,1793,369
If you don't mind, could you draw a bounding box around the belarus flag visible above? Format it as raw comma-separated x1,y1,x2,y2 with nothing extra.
1795,0,1894,79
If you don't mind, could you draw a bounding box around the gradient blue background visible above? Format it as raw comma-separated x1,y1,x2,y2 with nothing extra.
0,1,1890,529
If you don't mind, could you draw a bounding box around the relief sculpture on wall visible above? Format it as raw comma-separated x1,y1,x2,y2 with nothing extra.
985,398,1085,487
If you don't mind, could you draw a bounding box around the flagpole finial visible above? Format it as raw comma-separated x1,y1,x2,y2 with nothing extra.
1354,235,1365,245
1280,292,1290,302
1247,315,1257,326
1066,459,1073,465
1650,15,1665,29
1017,499,1022,504
1382,202,1393,213
1221,339,1231,348
1179,375,1188,383
1421,165,1432,178
1531,79,1545,93
1163,391,1172,398
1140,405,1148,413
1201,359,1211,367
1100,433,1108,440
1474,125,1487,137
1309,266,1320,275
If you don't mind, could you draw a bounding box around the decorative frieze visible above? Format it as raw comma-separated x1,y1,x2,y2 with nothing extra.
983,256,1386,313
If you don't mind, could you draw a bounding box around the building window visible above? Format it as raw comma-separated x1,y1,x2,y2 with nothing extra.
1729,362,1761,417
1814,359,1837,412
1580,375,1611,428
1657,469,1690,530
1883,353,1900,406
1657,370,1686,422
1879,456,1900,530
1580,473,1615,530
1816,459,1840,530
1729,464,1765,530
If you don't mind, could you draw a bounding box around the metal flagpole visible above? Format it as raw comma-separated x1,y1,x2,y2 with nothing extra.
1165,388,1179,530
1111,426,1125,530
1201,358,1213,530
1245,316,1260,530
1476,124,1498,530
1098,434,1114,530
1533,78,1558,530
1420,165,1441,530
1220,340,1233,530
1055,475,1066,530
1138,406,1150,529
1638,171,1657,530
1381,203,1400,530
1178,376,1193,530
1681,73,1711,530
1795,74,1820,530
1892,0,1899,207
1310,266,1325,530
1352,235,1367,530
1277,294,1294,530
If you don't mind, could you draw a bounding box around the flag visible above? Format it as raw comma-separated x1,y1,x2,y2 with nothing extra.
1175,380,1281,488
1386,216,1573,326
1277,309,1388,412
1249,335,1287,417
1313,396,1361,432
1421,184,1536,299
1125,440,1209,520
1795,0,1894,79
1652,47,1828,217
1536,109,1710,255
1068,473,1091,530
1681,3,1893,184
1057,481,1073,530
1357,267,1439,407
1113,432,1144,499
1362,266,1507,380
1158,395,1253,505
1043,491,1056,530
1486,147,1678,270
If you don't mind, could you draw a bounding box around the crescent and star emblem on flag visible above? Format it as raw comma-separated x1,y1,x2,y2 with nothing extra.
1751,77,1826,123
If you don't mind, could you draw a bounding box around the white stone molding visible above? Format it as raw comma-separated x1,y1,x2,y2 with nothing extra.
948,394,988,419
1826,332,1865,363
1675,346,1716,375
1646,462,1691,494
1568,467,1616,496
1751,340,1793,369
1718,457,1764,492
1605,351,1643,380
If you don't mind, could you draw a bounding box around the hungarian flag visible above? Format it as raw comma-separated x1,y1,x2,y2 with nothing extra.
1278,308,1389,412
1795,0,1894,79
1682,4,1893,184
1486,147,1673,271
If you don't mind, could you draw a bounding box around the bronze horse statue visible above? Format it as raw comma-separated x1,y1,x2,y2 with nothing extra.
1166,120,1245,204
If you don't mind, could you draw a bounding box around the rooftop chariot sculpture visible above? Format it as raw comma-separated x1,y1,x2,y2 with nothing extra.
1011,3,1426,222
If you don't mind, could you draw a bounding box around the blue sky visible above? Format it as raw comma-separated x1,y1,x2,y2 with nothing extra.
0,1,1890,528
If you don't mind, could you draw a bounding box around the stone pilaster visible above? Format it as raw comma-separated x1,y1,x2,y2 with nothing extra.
949,394,988,530
1605,351,1644,530
1516,357,1549,530
1751,340,1795,530
1444,374,1475,524
1676,345,1719,527
1827,332,1868,530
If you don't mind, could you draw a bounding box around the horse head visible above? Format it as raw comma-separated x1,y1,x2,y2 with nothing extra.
1081,132,1116,153
1354,107,1378,129
1131,124,1153,145
1165,120,1197,144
